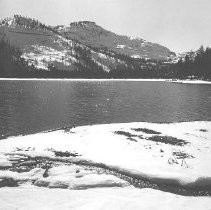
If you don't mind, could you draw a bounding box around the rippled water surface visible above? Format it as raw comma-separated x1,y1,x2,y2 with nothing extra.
0,80,211,138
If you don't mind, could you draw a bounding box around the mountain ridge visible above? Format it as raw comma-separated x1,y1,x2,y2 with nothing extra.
0,15,182,79
0,15,210,80
0,15,174,73
56,20,175,60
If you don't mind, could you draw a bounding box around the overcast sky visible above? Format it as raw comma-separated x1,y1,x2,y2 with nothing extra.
0,0,211,52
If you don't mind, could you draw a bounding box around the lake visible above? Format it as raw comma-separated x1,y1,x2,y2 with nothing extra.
0,80,211,138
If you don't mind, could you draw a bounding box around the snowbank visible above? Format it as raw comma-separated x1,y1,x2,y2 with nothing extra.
33,165,128,189
0,121,211,190
0,187,211,210
0,155,12,168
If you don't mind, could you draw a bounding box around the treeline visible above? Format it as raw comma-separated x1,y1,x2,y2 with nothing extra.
88,45,169,78
0,39,65,78
106,46,211,80
107,55,168,79
170,46,211,80
0,38,31,77
0,38,106,78
0,15,59,34
0,38,210,79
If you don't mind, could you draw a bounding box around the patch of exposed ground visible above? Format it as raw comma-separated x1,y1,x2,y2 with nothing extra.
114,131,137,138
132,128,161,134
199,129,208,132
114,131,144,142
49,149,81,158
147,136,188,146
114,130,188,147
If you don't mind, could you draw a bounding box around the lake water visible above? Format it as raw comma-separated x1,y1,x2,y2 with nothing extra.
0,80,211,138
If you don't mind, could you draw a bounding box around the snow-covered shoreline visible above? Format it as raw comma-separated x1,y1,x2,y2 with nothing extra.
0,121,211,209
167,79,211,84
0,78,210,84
1,121,211,189
0,78,167,81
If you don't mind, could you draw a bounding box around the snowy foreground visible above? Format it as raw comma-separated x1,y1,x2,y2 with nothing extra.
1,187,211,210
0,121,211,209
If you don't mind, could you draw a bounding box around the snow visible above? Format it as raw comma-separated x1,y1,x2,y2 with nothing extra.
0,187,211,210
0,155,12,168
0,78,210,84
131,55,141,59
168,79,211,84
0,159,128,190
0,78,164,81
92,51,118,64
0,121,211,209
97,52,107,59
0,168,45,181
1,78,209,84
116,44,125,49
55,35,73,48
0,121,211,189
8,19,13,26
128,36,145,42
33,165,128,189
21,32,78,70
116,45,134,50
0,17,16,27
92,59,110,72
0,78,166,81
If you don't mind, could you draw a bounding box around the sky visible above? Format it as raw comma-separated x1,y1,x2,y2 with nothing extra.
0,0,211,52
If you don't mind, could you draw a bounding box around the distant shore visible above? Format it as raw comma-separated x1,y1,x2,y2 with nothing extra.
167,79,211,84
0,78,211,84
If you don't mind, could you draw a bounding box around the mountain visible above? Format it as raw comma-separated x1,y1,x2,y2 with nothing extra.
56,21,175,60
0,16,115,73
0,15,176,78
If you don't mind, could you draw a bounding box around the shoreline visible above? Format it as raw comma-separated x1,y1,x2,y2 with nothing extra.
168,79,211,84
0,78,167,81
0,121,211,194
0,78,210,84
1,121,211,209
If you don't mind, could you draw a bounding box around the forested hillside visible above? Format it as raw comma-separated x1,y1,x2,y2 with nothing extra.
0,15,210,80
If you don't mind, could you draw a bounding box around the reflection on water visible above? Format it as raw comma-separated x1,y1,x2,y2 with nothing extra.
0,80,211,138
